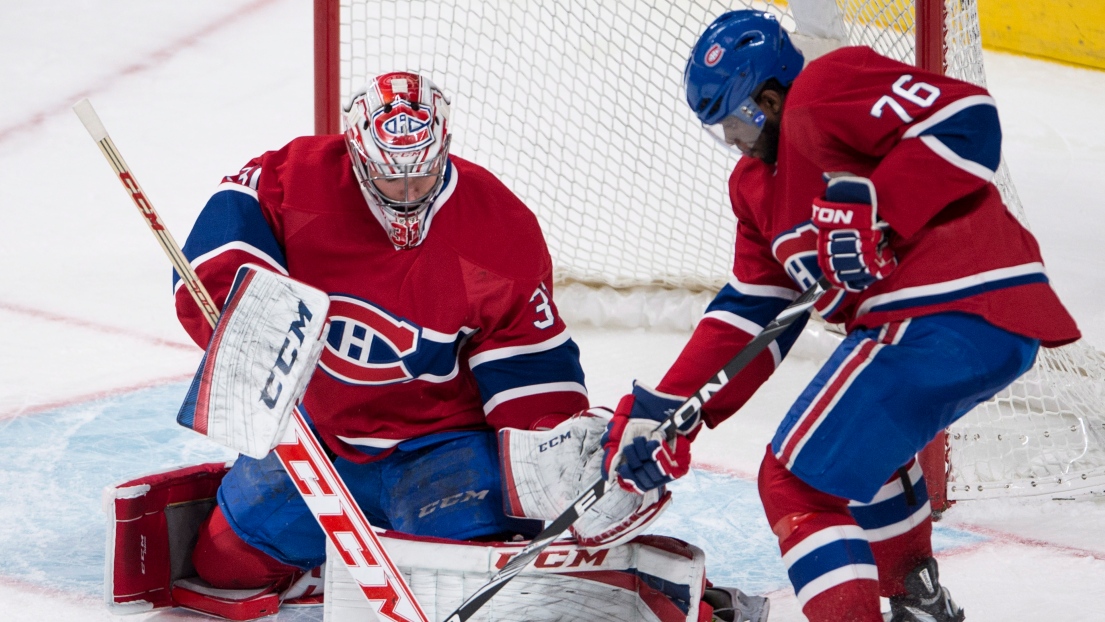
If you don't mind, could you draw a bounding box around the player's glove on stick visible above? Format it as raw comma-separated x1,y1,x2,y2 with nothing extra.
602,382,698,494
812,174,897,292
499,409,671,549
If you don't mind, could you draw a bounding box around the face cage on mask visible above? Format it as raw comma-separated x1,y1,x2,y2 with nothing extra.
702,96,766,155
356,136,451,214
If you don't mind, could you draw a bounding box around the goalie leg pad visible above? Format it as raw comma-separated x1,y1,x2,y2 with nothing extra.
325,532,709,621
103,462,229,613
500,409,670,548
105,462,327,621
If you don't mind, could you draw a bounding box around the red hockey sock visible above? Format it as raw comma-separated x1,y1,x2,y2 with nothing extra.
853,460,934,596
868,520,932,597
192,505,301,590
758,446,883,622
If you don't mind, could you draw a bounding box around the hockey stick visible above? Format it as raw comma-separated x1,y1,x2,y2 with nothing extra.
73,99,429,622
443,276,832,622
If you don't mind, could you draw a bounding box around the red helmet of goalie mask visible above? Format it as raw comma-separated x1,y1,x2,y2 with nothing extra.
343,71,452,249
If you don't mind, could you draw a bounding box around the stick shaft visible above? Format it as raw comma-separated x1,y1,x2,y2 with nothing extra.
74,99,428,622
444,276,832,621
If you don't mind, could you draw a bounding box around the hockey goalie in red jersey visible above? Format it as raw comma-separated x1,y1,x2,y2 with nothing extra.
127,71,775,622
600,10,1080,622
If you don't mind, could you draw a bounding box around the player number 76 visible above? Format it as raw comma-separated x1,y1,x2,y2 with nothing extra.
870,74,941,123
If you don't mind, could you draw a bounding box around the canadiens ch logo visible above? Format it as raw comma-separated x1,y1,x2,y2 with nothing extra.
319,295,472,386
372,102,433,152
704,43,724,67
772,222,823,290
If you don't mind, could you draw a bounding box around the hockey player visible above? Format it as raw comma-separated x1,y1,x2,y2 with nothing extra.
152,70,766,621
601,10,1081,622
168,70,659,606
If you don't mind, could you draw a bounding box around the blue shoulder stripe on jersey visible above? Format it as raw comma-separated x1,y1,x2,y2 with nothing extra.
911,98,1001,175
704,283,807,361
787,538,877,595
472,339,586,404
174,187,287,288
706,282,796,329
848,475,929,530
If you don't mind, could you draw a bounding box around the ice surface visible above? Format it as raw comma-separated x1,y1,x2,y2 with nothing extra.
1,1,1104,620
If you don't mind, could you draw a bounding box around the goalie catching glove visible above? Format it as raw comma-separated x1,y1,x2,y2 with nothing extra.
602,382,699,495
812,173,897,293
499,409,671,549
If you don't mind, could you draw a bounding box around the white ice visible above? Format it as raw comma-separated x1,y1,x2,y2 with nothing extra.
1,1,1104,621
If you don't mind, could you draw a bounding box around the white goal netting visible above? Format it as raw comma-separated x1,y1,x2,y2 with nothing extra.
332,0,1105,500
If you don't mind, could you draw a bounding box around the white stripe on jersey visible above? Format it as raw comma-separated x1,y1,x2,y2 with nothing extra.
856,262,1046,317
173,242,288,295
469,331,572,368
336,435,405,449
902,94,999,180
902,95,997,139
919,134,995,180
216,179,259,198
727,273,800,301
482,381,587,415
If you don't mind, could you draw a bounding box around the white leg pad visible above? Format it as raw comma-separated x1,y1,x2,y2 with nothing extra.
324,532,707,622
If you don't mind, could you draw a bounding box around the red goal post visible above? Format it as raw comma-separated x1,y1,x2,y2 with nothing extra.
312,0,1105,509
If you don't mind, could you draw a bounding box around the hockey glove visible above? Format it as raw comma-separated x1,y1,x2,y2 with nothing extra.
499,409,671,549
601,382,698,495
811,174,897,293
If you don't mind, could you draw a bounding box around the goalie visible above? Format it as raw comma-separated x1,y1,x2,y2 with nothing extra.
105,71,768,622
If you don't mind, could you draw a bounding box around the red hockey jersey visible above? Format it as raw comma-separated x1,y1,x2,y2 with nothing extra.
174,136,588,462
658,46,1078,428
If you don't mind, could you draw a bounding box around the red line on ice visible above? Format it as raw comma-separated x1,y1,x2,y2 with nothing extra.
0,300,194,351
944,522,1105,562
0,0,282,145
0,372,195,421
692,459,758,481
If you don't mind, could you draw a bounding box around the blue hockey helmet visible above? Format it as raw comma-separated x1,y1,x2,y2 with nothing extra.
684,10,803,149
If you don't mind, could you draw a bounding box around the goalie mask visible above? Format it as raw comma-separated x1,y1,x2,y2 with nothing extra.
343,71,452,249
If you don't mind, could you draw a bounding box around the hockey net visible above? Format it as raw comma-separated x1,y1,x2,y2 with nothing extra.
315,0,1105,503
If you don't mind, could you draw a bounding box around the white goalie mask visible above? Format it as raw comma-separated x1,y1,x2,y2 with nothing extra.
342,71,452,249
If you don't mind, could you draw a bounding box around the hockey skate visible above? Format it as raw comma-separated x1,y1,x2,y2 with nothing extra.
885,557,965,622
703,586,770,622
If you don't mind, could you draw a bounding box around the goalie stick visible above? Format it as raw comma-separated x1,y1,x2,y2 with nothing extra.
73,99,429,622
443,276,832,622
